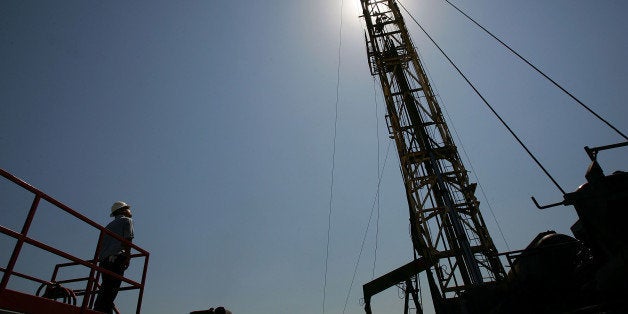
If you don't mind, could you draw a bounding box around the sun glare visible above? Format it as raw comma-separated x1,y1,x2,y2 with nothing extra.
350,0,362,17
344,0,366,30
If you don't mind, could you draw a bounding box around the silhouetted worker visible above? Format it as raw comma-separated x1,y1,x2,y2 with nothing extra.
94,201,134,313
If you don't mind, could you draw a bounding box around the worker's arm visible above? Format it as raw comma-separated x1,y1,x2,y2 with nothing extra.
122,239,132,269
122,215,134,269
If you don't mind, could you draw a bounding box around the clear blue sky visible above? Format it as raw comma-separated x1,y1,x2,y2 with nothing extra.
1,0,626,313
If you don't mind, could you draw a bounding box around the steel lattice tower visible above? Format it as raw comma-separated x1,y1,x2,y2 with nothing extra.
360,1,505,312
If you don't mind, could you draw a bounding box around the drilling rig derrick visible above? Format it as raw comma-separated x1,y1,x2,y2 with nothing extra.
360,1,506,312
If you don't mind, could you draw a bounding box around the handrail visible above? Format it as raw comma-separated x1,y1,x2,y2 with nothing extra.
0,266,51,286
0,225,143,288
0,168,150,313
0,168,148,255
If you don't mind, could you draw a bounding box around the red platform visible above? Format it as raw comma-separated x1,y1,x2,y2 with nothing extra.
0,168,150,313
0,289,102,314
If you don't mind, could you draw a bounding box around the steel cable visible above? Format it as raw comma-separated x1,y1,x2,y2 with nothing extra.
323,0,345,313
342,141,392,314
397,0,566,194
443,0,627,141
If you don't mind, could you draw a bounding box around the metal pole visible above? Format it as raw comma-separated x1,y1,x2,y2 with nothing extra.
136,253,150,314
81,231,104,312
0,195,41,293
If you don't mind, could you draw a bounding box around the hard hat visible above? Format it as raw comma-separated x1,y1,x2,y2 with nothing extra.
110,201,131,217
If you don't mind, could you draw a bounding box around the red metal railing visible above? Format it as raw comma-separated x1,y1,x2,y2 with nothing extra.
0,168,150,313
